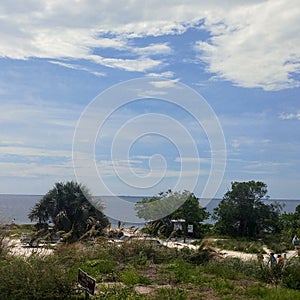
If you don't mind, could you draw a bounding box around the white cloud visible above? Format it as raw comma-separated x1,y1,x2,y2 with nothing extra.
195,0,300,90
279,111,300,120
0,101,77,157
96,158,206,178
49,60,106,76
0,1,299,87
89,54,162,72
0,145,71,160
147,71,175,78
174,157,210,164
0,161,73,179
228,158,290,175
132,43,172,56
149,78,180,88
231,137,271,150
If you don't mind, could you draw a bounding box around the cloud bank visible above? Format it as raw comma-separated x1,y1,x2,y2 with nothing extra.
0,0,299,90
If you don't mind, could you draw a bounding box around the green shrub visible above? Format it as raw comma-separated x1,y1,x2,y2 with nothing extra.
81,258,115,282
161,260,194,283
244,284,300,300
113,239,175,265
263,234,292,253
209,278,235,296
282,257,300,289
155,287,187,300
258,263,283,287
0,256,75,299
120,265,151,286
214,238,264,254
203,260,241,280
203,258,262,281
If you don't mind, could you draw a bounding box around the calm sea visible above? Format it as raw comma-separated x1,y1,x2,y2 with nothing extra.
0,194,299,225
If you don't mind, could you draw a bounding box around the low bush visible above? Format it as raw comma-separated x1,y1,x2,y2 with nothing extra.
214,238,264,254
160,259,196,284
0,256,75,300
120,265,151,286
113,239,176,265
203,257,262,281
263,234,292,253
209,277,236,296
258,262,283,287
243,284,300,299
282,257,300,289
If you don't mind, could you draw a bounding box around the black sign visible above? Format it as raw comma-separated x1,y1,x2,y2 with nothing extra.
78,269,96,295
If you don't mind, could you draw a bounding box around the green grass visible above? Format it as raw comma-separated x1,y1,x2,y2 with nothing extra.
214,238,265,254
243,284,300,299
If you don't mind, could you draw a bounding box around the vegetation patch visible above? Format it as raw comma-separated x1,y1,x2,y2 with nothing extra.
214,238,265,254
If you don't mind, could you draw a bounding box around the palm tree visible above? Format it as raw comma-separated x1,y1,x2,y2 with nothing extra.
29,181,109,243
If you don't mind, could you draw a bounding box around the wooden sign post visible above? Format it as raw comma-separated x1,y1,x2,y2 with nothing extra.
78,268,96,299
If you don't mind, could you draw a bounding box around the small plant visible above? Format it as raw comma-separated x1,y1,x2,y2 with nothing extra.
209,278,235,296
244,284,300,299
186,239,220,264
161,260,194,283
155,287,187,300
97,284,147,300
120,265,151,287
129,250,148,267
81,258,115,281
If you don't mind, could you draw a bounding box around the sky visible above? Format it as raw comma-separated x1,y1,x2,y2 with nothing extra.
0,0,300,200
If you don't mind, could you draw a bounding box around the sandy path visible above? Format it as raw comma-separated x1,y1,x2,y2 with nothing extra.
7,239,53,257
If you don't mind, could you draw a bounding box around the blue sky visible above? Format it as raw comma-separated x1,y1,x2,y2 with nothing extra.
0,0,300,200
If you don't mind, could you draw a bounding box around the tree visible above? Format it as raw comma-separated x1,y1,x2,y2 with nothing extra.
279,204,300,237
135,190,209,238
29,181,109,243
213,181,282,237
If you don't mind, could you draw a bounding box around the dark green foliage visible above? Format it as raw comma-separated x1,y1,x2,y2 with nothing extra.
0,256,75,300
263,233,291,253
258,261,283,287
135,190,209,238
213,181,282,238
282,257,300,289
120,265,151,286
278,204,300,238
243,285,300,300
28,181,109,243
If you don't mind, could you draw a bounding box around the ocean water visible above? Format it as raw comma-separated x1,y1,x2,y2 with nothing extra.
0,194,299,225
